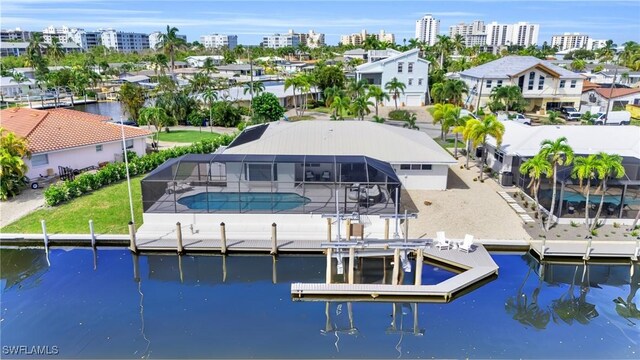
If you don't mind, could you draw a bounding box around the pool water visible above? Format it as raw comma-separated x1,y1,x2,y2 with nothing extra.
177,192,311,211
1,249,638,359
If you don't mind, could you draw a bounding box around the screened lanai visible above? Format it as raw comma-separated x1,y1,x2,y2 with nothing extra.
141,153,402,215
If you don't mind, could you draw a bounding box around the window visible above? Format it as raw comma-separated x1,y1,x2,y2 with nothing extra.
418,78,423,86
245,163,275,181
527,71,535,90
400,164,410,170
497,80,503,87
570,80,577,88
32,154,49,166
400,164,431,171
124,139,134,149
411,164,421,170
493,149,505,163
397,62,403,73
559,80,566,88
538,75,545,90
421,164,432,170
408,78,413,86
486,80,492,88
96,145,103,152
408,62,414,73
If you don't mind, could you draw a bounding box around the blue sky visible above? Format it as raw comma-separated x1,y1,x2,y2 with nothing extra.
2,0,639,45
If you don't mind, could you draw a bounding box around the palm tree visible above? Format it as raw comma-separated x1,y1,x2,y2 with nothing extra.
201,88,218,133
570,59,586,72
347,78,369,100
330,95,349,120
596,40,617,63
451,34,466,55
366,86,389,117
10,72,29,96
443,79,468,106
47,37,64,66
243,81,265,96
350,96,373,120
490,85,523,112
591,153,625,231
323,85,343,107
571,155,602,230
201,57,217,76
385,77,406,110
430,82,445,104
433,35,453,68
157,25,187,79
520,154,552,222
443,106,471,158
0,128,31,200
139,106,170,147
539,137,575,231
431,103,453,140
284,75,303,116
466,115,506,181
151,53,169,77
402,112,419,130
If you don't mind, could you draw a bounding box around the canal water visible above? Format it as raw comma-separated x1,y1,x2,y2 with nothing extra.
0,249,638,358
74,102,125,120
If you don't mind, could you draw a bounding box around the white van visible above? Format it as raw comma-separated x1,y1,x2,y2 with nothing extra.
495,111,531,125
594,111,631,125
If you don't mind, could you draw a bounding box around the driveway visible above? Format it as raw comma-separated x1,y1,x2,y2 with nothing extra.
1,189,45,227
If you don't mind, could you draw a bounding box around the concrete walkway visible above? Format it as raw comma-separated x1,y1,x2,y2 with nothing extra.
0,189,45,226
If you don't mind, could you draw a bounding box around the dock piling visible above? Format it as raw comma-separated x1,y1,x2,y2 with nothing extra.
325,248,332,284
414,248,423,285
40,220,49,248
326,218,332,242
384,218,389,240
220,222,227,254
392,248,400,285
346,219,352,241
348,247,355,284
128,221,137,253
403,210,409,242
89,220,96,248
584,236,593,260
176,222,184,254
271,223,278,255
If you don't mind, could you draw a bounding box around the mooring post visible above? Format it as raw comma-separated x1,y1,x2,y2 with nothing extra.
128,221,137,253
403,210,409,242
41,219,49,248
584,236,593,260
327,218,332,242
325,248,333,284
414,248,424,286
540,237,547,260
272,255,277,284
220,222,227,254
384,218,390,240
392,248,400,285
271,223,278,255
176,222,183,254
346,219,352,241
348,247,355,284
89,219,96,248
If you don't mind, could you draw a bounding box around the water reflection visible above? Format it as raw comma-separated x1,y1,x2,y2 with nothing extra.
614,265,640,325
0,248,49,290
132,253,151,359
505,264,551,329
551,265,598,325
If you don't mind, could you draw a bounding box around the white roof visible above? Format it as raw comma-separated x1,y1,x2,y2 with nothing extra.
356,48,428,74
121,75,149,83
214,83,320,101
0,77,34,86
224,120,456,164
186,55,223,60
486,121,640,159
460,56,583,80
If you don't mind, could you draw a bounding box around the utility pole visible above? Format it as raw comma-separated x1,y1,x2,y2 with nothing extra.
249,47,254,117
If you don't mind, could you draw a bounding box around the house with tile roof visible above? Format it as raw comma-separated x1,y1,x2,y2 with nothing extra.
459,56,584,112
581,87,640,112
1,107,151,179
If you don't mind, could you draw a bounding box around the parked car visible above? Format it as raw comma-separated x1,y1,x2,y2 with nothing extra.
560,106,578,116
559,106,581,120
110,119,138,127
495,111,531,125
594,111,631,125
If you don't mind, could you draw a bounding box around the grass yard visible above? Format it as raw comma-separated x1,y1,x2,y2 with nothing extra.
631,119,640,126
157,130,220,143
1,176,144,235
288,115,315,121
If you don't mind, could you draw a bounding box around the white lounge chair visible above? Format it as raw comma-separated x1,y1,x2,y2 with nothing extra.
435,231,450,250
459,234,474,253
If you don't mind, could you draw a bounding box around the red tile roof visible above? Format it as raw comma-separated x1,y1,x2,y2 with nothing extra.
581,80,600,92
594,87,640,99
1,107,151,154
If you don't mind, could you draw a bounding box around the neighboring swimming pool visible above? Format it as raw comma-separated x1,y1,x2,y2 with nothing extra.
1,249,638,358
177,192,311,211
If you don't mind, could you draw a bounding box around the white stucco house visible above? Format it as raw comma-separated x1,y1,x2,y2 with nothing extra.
460,56,584,112
185,55,224,68
581,87,640,112
355,48,430,106
1,108,151,179
1,76,35,97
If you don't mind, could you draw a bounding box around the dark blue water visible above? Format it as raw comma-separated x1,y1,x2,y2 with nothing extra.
74,102,125,120
1,249,638,359
177,192,311,211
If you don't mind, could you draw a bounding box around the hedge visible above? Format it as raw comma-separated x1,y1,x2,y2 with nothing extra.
44,134,236,206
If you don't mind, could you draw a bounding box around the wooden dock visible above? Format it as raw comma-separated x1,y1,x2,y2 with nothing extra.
529,239,640,261
291,243,499,302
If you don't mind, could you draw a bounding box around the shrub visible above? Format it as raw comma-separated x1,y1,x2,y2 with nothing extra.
252,92,285,123
631,230,639,237
613,222,620,228
388,110,411,121
590,229,598,237
43,135,236,206
570,220,579,227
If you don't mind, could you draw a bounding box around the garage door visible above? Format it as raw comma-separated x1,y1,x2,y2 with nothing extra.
405,95,422,106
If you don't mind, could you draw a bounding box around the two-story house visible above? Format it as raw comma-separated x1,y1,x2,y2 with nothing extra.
355,48,430,106
460,56,584,112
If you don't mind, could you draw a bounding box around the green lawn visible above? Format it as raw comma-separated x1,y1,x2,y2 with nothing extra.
1,176,144,235
631,119,640,126
288,115,315,121
157,130,220,143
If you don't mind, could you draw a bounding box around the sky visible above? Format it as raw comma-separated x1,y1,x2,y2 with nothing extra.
2,0,639,46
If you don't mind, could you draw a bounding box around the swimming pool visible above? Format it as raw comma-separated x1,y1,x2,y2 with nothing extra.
1,249,638,358
177,192,311,211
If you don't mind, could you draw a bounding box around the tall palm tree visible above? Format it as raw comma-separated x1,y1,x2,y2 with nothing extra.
591,153,625,231
350,96,373,120
466,115,506,181
151,53,169,77
520,154,553,222
430,103,453,140
443,106,471,158
571,155,602,230
433,35,453,68
539,137,575,231
201,88,218,133
139,106,169,146
366,86,389,117
451,34,466,55
330,95,349,120
384,77,406,110
596,40,617,63
47,37,64,66
158,25,187,79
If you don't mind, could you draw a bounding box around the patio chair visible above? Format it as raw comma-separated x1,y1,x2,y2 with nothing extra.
435,231,450,250
459,234,474,253
305,170,315,181
322,171,331,181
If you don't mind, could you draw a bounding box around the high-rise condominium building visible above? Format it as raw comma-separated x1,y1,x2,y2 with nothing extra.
449,21,487,47
1,28,33,42
551,33,590,51
415,14,440,46
101,29,150,53
200,34,238,49
340,29,395,46
42,26,102,50
485,21,539,47
261,33,300,48
306,30,325,48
